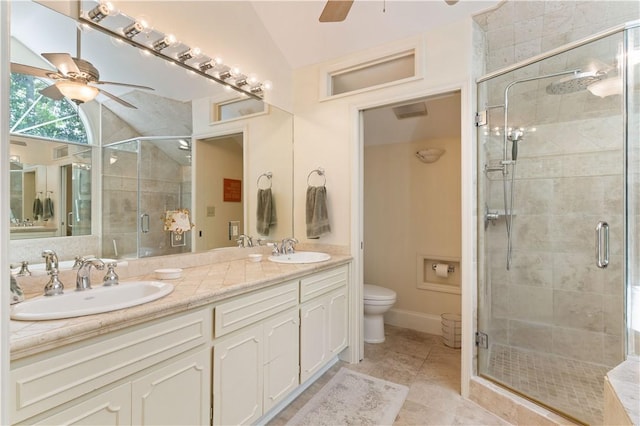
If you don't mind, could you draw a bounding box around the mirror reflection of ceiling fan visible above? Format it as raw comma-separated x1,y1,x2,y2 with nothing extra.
10,30,153,109
319,0,459,23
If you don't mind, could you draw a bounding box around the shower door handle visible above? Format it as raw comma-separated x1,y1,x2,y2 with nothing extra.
140,213,150,234
595,221,609,268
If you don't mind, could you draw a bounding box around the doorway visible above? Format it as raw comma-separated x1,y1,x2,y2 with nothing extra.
361,91,462,340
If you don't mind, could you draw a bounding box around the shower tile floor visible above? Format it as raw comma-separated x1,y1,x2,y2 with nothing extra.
487,343,610,425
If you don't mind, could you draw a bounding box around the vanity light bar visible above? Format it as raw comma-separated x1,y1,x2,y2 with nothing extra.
78,2,269,100
88,1,114,23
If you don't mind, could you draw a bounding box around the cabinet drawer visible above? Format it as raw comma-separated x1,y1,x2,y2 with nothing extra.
214,281,298,337
300,265,348,302
10,309,210,423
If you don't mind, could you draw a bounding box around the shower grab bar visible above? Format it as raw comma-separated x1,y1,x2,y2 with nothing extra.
140,213,150,234
595,221,609,268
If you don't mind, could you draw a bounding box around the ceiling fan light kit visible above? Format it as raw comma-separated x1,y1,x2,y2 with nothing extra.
56,80,100,104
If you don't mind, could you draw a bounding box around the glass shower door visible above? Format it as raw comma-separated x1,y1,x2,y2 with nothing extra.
477,31,625,425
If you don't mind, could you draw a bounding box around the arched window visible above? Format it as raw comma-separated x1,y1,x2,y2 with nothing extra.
10,73,90,144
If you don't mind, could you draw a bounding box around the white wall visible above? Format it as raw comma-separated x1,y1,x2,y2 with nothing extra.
292,19,475,249
364,137,461,319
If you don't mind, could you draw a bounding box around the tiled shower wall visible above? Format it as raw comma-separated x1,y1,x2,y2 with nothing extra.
475,0,637,369
484,113,624,367
102,141,191,259
474,1,640,75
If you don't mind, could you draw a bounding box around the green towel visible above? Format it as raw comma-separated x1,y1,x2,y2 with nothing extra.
306,186,331,239
256,188,277,236
32,197,43,220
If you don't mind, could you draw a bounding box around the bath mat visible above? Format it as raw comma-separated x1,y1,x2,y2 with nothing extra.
288,368,408,425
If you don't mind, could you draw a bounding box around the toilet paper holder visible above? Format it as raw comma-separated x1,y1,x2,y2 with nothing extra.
432,263,455,273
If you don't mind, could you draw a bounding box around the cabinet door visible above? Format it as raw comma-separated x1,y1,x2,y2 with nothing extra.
33,383,131,426
263,308,299,412
213,324,263,426
131,349,211,426
300,298,328,383
328,288,348,356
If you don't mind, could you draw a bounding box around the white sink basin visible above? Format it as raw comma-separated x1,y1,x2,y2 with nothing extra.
268,251,331,264
10,281,174,321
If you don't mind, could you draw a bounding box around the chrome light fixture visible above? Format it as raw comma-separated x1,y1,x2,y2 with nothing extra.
79,3,270,99
88,1,114,23
152,34,176,51
177,47,201,62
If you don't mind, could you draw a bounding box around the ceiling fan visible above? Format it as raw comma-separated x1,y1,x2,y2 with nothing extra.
10,29,153,109
319,0,459,23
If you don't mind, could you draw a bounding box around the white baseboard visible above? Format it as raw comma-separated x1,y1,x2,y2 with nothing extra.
384,308,443,336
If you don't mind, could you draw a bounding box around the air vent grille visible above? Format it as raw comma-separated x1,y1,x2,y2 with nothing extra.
393,102,427,119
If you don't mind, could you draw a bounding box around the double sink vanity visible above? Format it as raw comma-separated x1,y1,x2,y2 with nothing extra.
9,248,351,425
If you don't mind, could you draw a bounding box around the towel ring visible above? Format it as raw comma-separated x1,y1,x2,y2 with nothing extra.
307,167,326,187
257,172,273,189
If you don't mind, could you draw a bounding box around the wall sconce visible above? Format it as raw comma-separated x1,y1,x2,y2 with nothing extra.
416,148,445,163
88,1,115,23
152,34,176,51
9,155,20,163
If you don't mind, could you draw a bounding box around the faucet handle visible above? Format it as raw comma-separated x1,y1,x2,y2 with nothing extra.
16,261,31,277
103,262,119,286
44,268,64,296
72,255,83,269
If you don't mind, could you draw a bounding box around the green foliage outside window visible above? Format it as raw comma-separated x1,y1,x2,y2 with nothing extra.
10,73,88,144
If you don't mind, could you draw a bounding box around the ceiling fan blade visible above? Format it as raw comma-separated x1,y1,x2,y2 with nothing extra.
39,84,65,101
319,0,354,22
42,53,80,77
95,80,155,91
98,88,137,109
11,62,55,79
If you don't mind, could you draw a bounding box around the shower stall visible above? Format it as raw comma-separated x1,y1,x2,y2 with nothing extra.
102,137,192,259
477,24,639,425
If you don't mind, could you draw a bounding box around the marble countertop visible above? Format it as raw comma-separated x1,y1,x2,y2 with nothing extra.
10,254,351,361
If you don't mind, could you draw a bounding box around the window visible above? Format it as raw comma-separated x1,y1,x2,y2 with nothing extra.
10,73,90,144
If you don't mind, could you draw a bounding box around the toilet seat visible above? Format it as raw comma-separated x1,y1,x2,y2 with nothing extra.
364,284,396,301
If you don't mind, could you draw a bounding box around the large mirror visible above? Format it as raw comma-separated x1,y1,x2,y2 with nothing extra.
8,1,293,264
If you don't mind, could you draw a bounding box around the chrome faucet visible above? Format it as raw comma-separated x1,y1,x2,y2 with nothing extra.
237,234,254,248
44,268,64,296
41,249,59,274
76,258,105,291
280,238,298,255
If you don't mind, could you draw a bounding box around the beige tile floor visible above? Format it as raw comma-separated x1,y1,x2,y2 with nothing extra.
269,325,511,425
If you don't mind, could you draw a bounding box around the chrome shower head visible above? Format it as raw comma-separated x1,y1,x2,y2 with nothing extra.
546,70,606,95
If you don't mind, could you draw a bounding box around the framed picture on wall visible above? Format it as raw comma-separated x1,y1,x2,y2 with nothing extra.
223,178,241,202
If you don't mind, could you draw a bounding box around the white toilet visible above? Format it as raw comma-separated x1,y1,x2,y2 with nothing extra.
363,284,397,343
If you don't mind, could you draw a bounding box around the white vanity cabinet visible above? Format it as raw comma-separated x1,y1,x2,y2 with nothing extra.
212,281,299,425
10,309,211,425
300,265,349,383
